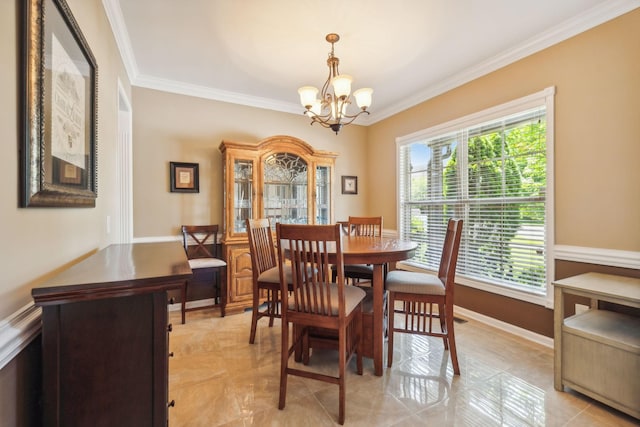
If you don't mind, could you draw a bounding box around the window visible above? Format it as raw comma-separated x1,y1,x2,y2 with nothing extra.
397,88,554,305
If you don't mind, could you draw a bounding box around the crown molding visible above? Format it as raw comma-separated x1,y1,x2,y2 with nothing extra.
101,0,139,82
134,74,301,115
369,0,640,124
103,0,640,125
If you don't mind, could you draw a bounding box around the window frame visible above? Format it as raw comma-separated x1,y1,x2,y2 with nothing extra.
396,87,555,307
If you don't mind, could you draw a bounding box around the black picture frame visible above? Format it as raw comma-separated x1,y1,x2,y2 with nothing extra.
20,0,98,207
341,175,358,195
170,162,199,193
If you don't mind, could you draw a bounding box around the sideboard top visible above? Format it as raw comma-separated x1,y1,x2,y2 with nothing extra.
32,242,192,306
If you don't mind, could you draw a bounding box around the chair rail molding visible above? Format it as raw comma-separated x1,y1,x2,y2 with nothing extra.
133,235,222,245
554,245,640,270
0,303,42,370
134,235,221,312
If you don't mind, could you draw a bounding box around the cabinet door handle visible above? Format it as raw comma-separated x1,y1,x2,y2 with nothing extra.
169,351,174,358
168,400,175,408
167,323,173,332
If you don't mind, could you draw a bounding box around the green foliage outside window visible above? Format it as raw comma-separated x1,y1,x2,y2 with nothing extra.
444,120,546,288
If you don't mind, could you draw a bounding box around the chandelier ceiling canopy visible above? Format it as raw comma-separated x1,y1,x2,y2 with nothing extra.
298,33,372,135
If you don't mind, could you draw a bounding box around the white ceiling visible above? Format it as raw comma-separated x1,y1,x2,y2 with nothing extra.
102,0,639,124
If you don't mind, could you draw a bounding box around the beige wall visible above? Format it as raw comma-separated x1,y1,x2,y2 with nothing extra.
1,2,638,325
0,0,130,319
365,9,640,336
367,8,640,253
131,88,369,238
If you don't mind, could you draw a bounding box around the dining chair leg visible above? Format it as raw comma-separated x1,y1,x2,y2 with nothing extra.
356,312,363,375
292,324,303,363
268,289,278,327
278,319,289,410
387,292,395,368
438,303,448,350
181,281,187,325
446,305,460,375
338,328,346,425
249,287,260,344
218,269,226,317
302,329,311,365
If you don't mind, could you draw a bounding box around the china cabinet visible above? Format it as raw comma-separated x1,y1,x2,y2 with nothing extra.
219,135,337,313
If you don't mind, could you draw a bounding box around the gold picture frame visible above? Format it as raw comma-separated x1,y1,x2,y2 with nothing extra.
20,0,98,207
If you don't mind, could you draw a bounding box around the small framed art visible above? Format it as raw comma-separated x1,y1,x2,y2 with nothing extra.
170,162,199,193
341,176,358,195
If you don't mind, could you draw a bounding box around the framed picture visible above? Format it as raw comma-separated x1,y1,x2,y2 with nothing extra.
20,0,98,207
341,175,358,195
170,162,200,193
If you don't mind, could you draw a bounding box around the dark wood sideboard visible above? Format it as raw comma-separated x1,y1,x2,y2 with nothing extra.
31,242,192,427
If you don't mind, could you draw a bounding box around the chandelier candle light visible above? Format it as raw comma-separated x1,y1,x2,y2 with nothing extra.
298,33,373,135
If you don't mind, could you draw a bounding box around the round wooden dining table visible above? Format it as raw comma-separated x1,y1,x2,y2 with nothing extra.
340,235,418,376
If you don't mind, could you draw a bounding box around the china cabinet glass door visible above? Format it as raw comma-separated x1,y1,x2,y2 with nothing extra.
316,165,331,224
263,153,308,224
233,159,253,233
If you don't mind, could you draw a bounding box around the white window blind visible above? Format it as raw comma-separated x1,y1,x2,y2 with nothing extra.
397,88,554,299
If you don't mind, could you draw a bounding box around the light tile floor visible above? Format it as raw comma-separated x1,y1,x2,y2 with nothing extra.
168,309,639,426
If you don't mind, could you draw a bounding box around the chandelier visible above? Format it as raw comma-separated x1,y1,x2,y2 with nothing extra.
298,33,373,135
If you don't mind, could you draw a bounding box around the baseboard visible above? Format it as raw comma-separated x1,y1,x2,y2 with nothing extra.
133,235,179,243
168,298,218,312
0,303,42,370
454,305,553,349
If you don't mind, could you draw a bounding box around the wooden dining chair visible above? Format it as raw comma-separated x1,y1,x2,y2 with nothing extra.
331,216,383,284
246,218,292,344
276,223,365,425
385,218,463,374
181,225,227,322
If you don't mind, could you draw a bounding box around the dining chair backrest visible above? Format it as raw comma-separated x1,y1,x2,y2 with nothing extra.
276,223,345,316
348,216,382,237
438,218,464,293
246,218,277,278
181,225,222,259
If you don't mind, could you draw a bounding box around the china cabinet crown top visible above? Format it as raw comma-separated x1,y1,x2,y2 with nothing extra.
219,135,338,159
